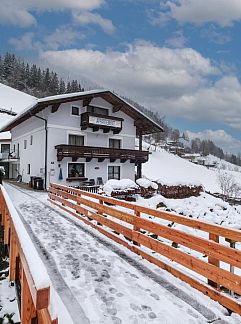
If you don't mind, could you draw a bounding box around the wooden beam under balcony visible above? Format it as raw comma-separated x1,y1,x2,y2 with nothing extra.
55,144,149,164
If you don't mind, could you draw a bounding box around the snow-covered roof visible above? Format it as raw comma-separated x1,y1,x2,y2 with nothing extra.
0,89,163,135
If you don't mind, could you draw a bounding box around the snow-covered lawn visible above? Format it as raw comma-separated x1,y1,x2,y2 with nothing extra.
143,146,241,194
3,182,241,323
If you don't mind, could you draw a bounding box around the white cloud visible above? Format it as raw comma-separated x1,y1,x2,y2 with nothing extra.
164,0,241,27
0,0,108,28
41,41,217,98
165,30,187,48
73,11,115,33
187,130,241,153
40,42,241,132
9,27,84,51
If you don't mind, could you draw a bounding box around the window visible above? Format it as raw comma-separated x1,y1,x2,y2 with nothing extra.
27,164,30,175
30,135,33,145
13,144,15,152
87,106,108,116
24,140,27,149
72,106,79,116
68,163,85,178
1,144,10,153
69,135,84,146
109,139,121,149
17,143,20,158
108,166,120,180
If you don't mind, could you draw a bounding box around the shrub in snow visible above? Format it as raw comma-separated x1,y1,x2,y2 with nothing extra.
136,178,158,190
103,179,138,196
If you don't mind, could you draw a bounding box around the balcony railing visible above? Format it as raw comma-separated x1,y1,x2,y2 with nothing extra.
55,144,149,163
81,112,123,134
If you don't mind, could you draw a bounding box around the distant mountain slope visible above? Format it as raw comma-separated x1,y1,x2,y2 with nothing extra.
143,145,241,193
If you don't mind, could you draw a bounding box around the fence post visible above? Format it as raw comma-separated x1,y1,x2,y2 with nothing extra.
208,233,220,289
21,270,36,324
133,208,140,246
9,227,17,281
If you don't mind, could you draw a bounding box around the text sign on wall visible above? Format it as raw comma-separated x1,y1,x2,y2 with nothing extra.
89,116,121,128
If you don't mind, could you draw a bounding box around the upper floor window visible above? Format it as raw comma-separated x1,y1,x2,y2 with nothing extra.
30,135,33,145
109,139,121,149
69,134,84,146
72,106,80,116
24,140,27,149
1,144,10,153
87,106,108,116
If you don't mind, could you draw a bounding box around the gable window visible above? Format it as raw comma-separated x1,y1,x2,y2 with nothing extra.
108,166,120,180
30,135,33,145
109,139,121,149
69,135,84,146
27,164,31,175
72,106,79,116
24,140,27,149
68,163,85,178
87,106,108,116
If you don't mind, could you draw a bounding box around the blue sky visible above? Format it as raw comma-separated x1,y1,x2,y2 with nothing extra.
1,0,241,153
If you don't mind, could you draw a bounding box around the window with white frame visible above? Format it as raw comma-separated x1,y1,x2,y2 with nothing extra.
68,163,85,178
24,140,27,149
68,134,84,146
108,166,120,180
30,135,33,145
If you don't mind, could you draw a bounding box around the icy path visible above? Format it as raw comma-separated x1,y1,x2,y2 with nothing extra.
4,183,241,324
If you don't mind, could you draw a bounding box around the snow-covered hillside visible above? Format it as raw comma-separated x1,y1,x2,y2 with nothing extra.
143,146,241,193
0,83,36,139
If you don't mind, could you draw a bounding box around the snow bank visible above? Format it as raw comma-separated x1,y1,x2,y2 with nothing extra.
103,179,138,196
143,148,220,192
136,178,158,190
1,185,50,290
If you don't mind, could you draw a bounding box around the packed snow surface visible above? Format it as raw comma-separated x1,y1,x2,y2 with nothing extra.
4,182,240,323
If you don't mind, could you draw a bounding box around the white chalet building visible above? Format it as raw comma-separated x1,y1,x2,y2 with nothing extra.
0,90,162,188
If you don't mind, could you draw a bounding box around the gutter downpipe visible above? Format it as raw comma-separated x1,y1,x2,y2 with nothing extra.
30,113,48,190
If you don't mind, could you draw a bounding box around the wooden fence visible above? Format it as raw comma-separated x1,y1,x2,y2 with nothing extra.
0,186,57,324
49,183,241,316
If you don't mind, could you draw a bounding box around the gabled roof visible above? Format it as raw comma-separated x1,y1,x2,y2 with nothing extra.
0,90,163,135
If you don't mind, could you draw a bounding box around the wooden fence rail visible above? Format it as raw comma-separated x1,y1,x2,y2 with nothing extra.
49,183,241,316
0,186,57,324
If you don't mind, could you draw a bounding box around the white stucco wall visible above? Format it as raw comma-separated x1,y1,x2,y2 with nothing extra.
10,96,138,187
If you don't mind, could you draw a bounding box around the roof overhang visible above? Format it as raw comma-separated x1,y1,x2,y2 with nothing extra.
0,90,163,135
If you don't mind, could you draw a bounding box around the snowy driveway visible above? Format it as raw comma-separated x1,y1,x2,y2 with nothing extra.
4,182,240,324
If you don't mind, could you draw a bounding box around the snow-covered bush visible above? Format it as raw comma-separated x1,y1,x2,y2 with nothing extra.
103,179,138,196
136,178,158,190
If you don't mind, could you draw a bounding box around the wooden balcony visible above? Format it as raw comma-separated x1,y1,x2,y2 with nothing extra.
81,112,123,134
55,144,149,163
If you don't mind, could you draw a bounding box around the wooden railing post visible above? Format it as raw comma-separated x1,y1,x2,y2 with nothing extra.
133,208,140,246
208,233,220,289
21,270,37,324
9,227,18,281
